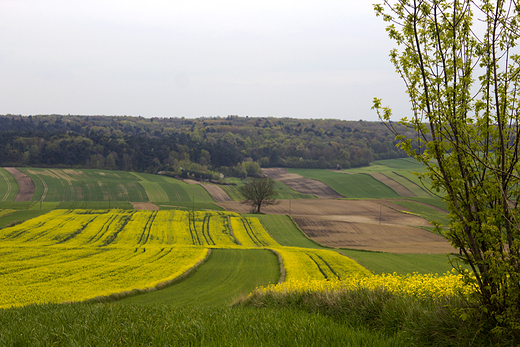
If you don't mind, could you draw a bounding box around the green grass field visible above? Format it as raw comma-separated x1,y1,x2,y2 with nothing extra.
120,249,279,306
252,214,326,249
0,304,406,346
338,249,456,275
287,169,401,198
16,168,215,203
0,168,18,202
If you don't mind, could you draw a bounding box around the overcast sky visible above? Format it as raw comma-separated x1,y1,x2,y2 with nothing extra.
0,0,411,121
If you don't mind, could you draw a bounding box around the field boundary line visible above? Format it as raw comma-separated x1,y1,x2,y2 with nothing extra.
0,169,11,201
81,248,213,304
286,215,332,249
33,174,49,202
268,248,286,283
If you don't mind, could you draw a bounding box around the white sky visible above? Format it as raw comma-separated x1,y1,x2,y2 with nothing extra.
0,0,411,121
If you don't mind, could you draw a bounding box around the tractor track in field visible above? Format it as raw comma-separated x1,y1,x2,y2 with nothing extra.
0,169,12,201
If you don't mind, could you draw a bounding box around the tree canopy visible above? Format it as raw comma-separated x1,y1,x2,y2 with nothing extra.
0,115,413,176
374,0,520,336
239,177,279,213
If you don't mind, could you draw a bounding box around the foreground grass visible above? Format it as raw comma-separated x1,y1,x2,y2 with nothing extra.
0,304,406,346
241,283,516,346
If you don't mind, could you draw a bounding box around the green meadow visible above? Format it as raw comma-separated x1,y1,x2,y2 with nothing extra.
120,249,279,306
287,168,401,198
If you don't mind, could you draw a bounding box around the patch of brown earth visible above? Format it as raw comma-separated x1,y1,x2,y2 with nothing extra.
261,168,344,198
293,216,454,253
3,167,35,201
219,199,453,253
130,202,160,210
368,172,415,197
201,184,232,202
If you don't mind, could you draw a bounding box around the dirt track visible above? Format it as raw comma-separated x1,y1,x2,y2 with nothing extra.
367,172,415,197
219,199,454,253
3,167,35,201
261,168,344,198
131,202,160,210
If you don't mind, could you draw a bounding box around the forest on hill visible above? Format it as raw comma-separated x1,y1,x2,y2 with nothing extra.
0,114,413,178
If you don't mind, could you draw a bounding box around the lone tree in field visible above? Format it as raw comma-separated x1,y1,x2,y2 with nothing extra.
239,177,279,213
373,0,520,335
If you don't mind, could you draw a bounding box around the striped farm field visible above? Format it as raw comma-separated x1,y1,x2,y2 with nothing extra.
0,209,370,307
287,169,400,198
20,168,149,202
16,168,214,204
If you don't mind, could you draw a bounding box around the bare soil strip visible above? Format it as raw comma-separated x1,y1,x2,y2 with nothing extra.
368,172,415,197
183,179,199,184
261,168,344,198
130,202,160,210
219,199,453,253
201,184,232,202
3,167,35,201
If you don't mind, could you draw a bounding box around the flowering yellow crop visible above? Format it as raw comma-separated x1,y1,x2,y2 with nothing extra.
275,247,370,281
230,216,279,247
254,271,475,300
0,209,394,308
0,244,208,308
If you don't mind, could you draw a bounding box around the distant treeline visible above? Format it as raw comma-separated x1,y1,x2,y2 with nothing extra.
0,114,412,177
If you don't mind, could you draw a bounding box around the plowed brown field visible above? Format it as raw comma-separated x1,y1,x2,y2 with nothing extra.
3,167,34,201
261,168,344,198
367,172,415,197
200,184,232,202
184,179,232,202
219,199,454,253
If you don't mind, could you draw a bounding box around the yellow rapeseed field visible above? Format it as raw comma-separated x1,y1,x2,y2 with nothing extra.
0,244,208,308
254,271,476,299
230,216,279,247
1,208,466,307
